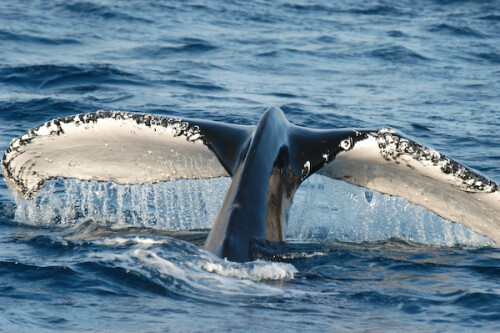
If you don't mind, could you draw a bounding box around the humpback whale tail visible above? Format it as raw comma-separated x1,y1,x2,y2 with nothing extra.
2,107,500,262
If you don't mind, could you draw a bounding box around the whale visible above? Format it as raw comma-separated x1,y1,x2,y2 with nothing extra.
2,107,500,262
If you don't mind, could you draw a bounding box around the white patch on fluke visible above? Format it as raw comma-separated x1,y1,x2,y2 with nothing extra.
339,137,352,150
301,160,311,180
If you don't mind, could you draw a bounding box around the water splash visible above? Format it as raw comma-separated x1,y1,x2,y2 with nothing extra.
11,175,493,247
13,177,231,230
288,175,493,247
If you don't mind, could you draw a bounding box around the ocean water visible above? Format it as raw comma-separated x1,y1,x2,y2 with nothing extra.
1,0,500,331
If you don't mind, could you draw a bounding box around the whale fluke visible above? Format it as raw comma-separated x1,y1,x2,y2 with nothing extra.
315,128,500,244
1,111,251,199
2,107,500,261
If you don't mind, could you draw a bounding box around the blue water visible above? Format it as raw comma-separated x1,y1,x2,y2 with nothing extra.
1,0,500,331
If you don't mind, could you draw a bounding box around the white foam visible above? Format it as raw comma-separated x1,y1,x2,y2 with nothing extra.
201,260,297,281
93,236,167,248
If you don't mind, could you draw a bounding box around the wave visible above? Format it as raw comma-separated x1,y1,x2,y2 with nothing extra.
282,3,330,12
452,292,500,313
387,30,408,38
90,238,297,288
0,62,224,95
4,231,298,300
0,260,78,294
0,64,147,90
347,5,407,16
59,1,152,23
428,24,486,38
255,47,319,59
316,35,338,43
0,98,95,123
3,227,499,331
282,3,408,16
474,52,500,64
256,43,430,66
0,29,80,45
369,45,430,64
159,79,226,92
411,122,433,132
479,14,500,22
132,39,218,57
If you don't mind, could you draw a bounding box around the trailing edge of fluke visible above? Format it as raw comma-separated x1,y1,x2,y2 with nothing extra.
2,107,500,262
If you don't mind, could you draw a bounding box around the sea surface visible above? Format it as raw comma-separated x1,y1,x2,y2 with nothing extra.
1,0,500,331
